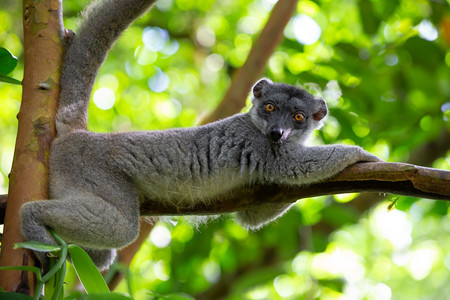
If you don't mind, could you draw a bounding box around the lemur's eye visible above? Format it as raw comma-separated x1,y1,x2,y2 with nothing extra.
265,103,275,112
294,113,305,122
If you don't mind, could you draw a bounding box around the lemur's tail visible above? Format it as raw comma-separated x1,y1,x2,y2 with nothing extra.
56,0,157,135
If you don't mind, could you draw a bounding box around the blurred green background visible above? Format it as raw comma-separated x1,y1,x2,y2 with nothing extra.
1,0,450,299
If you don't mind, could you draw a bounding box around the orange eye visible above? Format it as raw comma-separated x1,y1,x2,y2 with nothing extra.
294,113,305,122
265,103,275,112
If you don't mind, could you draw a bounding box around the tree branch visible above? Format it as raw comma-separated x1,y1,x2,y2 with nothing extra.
138,162,450,216
3,163,448,220
200,0,299,123
347,128,450,213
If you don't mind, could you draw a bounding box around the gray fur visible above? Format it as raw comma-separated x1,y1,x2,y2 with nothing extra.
20,0,380,272
57,0,158,135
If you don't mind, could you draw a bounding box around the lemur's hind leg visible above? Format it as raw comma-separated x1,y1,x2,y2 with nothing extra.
20,193,139,270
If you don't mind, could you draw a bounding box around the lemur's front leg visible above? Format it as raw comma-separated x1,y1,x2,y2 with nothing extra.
235,145,380,230
295,145,381,184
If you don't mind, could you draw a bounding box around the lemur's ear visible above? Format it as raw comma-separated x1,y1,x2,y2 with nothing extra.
252,78,272,99
313,99,328,121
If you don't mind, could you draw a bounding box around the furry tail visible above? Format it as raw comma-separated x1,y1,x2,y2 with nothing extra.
56,0,157,135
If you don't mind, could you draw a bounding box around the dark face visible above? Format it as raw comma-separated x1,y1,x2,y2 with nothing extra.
250,79,328,144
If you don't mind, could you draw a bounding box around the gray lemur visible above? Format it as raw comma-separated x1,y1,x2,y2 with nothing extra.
20,0,380,271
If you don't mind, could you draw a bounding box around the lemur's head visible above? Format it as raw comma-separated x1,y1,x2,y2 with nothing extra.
249,78,328,144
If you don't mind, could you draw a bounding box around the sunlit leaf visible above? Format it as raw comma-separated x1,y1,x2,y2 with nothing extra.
0,265,42,280
44,259,66,300
14,241,61,252
0,73,21,85
387,197,400,211
68,244,110,294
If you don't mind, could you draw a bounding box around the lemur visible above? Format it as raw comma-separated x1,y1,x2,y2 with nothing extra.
20,0,380,271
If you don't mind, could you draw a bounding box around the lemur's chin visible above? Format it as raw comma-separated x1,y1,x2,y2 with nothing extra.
268,136,289,144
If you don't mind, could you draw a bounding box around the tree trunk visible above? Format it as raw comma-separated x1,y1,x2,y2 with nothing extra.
0,0,64,294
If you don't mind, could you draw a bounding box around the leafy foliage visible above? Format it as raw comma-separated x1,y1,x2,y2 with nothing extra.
0,47,20,85
1,0,449,299
1,231,132,299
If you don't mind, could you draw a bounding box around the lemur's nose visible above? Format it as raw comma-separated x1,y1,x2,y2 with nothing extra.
269,128,284,143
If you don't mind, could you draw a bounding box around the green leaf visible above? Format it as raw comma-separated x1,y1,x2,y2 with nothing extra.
0,73,21,85
60,291,84,300
45,259,66,300
68,244,110,294
387,197,400,211
0,266,42,281
0,47,18,74
15,241,62,252
0,292,33,300
41,229,68,284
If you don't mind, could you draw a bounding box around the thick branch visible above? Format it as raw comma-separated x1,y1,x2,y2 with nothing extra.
139,162,450,215
2,162,449,220
348,128,450,213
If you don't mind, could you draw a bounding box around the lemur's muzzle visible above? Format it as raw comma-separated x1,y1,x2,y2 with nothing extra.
268,128,291,144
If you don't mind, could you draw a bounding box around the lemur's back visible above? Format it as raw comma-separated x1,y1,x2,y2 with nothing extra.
49,113,271,207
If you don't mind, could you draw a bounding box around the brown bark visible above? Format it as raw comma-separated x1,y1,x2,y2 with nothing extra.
201,0,299,123
2,162,449,220
346,128,450,214
138,162,450,215
0,0,63,294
